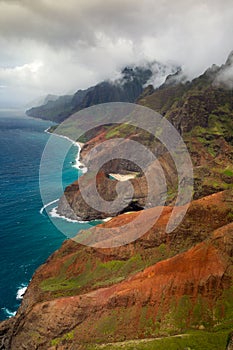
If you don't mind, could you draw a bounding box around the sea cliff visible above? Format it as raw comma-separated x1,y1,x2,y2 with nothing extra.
1,54,233,350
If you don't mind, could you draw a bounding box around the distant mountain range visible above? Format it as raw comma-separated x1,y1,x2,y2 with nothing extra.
26,62,177,122
26,53,233,126
25,94,60,109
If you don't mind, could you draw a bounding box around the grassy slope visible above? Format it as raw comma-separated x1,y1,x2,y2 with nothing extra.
86,331,229,350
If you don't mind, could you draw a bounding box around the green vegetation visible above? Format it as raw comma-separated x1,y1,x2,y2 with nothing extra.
46,124,58,133
86,330,229,350
214,287,233,330
136,288,233,338
40,254,146,296
192,296,213,328
222,168,233,177
188,112,233,143
50,287,233,348
105,123,137,139
40,243,177,298
95,312,118,336
182,108,233,198
50,330,74,346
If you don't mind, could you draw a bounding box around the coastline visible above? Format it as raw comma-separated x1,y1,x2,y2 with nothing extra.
49,205,105,224
41,127,88,223
49,206,86,223
44,126,84,148
44,127,87,172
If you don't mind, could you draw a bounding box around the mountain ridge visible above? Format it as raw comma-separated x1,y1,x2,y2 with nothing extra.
25,61,177,122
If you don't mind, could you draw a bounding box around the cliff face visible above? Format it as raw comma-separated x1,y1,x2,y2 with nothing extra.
57,153,178,221
52,52,232,222
5,52,232,349
56,54,232,221
137,54,233,134
57,105,232,221
1,191,233,349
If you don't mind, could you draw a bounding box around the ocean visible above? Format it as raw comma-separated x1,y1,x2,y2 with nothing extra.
0,110,98,320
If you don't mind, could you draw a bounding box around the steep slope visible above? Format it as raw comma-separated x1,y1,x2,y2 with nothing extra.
26,65,154,122
57,101,232,221
137,53,233,134
26,94,75,123
0,191,233,349
137,55,233,199
56,53,233,221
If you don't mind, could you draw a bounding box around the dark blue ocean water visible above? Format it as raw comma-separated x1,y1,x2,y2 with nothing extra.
0,110,97,320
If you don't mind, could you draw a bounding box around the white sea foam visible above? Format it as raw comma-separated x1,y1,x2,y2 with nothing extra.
44,127,79,147
1,307,16,318
44,127,51,133
49,206,86,223
44,128,87,173
49,206,102,224
40,198,60,215
42,127,90,222
16,285,27,300
72,158,87,173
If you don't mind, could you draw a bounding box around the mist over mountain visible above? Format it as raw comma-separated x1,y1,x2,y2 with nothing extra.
26,51,233,125
26,61,177,122
214,51,233,89
25,94,59,109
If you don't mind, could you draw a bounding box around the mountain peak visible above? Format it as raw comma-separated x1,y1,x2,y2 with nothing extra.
225,50,233,66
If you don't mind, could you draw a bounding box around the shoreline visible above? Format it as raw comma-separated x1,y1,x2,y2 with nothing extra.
44,127,84,148
50,206,85,223
40,198,59,215
44,127,87,172
40,127,88,222
49,206,106,224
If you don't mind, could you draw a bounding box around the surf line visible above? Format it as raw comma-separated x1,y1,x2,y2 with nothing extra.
40,198,59,215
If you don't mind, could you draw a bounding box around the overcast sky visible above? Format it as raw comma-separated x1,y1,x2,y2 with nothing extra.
0,0,232,107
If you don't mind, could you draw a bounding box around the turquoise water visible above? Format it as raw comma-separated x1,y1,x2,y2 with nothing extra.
0,110,97,320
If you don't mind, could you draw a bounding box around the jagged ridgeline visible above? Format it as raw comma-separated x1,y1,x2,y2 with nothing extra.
25,65,153,122
26,62,176,122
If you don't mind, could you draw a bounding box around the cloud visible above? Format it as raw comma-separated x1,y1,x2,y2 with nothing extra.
0,0,232,106
214,52,233,89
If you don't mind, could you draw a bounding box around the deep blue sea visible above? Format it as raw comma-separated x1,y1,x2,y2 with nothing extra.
0,110,98,320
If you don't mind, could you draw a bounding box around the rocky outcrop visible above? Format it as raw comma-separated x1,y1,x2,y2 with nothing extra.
57,171,149,220
56,150,178,221
1,191,233,349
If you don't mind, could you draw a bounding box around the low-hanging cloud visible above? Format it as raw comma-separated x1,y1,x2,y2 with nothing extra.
214,52,233,89
0,0,232,106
